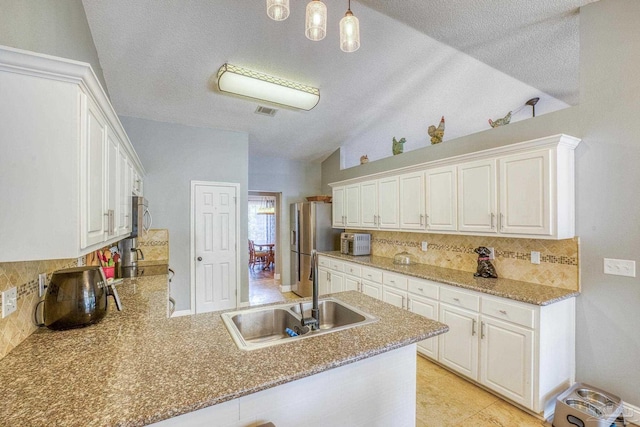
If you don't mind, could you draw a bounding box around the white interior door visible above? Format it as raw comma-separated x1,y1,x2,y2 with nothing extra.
193,182,238,313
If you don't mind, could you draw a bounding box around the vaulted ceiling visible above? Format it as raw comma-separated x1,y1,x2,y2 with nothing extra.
83,0,596,165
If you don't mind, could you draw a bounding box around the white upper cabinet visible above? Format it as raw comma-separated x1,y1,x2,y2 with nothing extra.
360,180,378,228
458,159,497,233
425,165,457,232
328,134,579,239
0,46,145,262
399,171,425,230
498,149,551,236
332,186,345,227
345,184,360,227
378,176,399,229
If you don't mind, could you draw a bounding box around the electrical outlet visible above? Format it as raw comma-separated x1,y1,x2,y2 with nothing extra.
1,287,17,318
77,256,85,267
39,273,47,297
488,247,495,260
421,241,428,251
604,258,636,277
531,251,541,264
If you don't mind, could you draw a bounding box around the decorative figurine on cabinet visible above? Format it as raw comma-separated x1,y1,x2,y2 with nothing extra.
360,155,369,164
392,137,406,155
488,111,512,128
428,116,446,144
474,246,498,278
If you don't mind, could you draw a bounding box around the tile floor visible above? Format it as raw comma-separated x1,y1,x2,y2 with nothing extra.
248,278,634,427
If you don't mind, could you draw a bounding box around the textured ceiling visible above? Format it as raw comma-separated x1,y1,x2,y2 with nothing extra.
82,0,594,164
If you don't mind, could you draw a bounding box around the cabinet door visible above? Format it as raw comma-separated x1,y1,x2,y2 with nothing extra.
318,268,330,295
458,159,497,233
378,176,399,229
480,316,533,408
409,295,439,359
361,280,382,301
382,286,406,309
133,170,143,196
344,275,360,292
82,99,108,248
438,303,479,380
360,180,378,228
499,149,551,236
332,187,345,227
426,165,457,231
345,184,361,227
399,171,425,230
117,151,132,235
329,272,345,293
105,129,119,238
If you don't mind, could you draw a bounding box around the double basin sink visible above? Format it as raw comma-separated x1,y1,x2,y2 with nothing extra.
221,298,378,351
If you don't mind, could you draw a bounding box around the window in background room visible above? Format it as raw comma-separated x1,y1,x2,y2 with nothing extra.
249,196,276,243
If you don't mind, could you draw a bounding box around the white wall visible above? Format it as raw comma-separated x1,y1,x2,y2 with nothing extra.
575,0,640,407
249,155,322,287
0,0,109,93
120,116,249,309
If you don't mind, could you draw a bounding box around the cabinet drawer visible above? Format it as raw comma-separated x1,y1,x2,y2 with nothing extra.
482,296,536,329
361,267,383,283
343,262,361,277
330,259,344,272
383,272,408,290
408,278,439,299
440,286,480,312
318,256,331,268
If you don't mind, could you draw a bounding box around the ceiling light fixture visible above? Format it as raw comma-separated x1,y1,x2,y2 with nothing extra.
340,0,360,52
266,0,361,52
216,63,320,111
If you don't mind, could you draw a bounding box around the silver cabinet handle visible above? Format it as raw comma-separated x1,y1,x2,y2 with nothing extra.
418,287,424,292
472,319,477,336
420,214,424,226
499,309,507,315
500,213,505,230
425,214,430,229
401,296,406,309
453,297,460,302
491,213,495,229
481,321,486,339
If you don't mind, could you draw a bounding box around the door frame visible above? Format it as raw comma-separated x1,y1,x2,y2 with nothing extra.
248,191,282,283
190,180,242,312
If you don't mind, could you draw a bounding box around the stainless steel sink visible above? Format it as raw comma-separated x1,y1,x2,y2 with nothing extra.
290,300,367,330
222,298,377,351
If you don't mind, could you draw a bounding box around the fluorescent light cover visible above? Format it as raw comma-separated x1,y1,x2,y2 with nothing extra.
217,64,320,111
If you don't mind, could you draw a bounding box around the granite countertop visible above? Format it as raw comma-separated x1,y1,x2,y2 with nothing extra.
320,251,579,306
0,275,447,426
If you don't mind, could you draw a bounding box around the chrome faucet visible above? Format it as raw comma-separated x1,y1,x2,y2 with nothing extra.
300,249,320,331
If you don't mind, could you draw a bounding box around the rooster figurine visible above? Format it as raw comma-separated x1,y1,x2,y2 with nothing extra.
428,116,445,145
392,137,406,155
488,111,512,128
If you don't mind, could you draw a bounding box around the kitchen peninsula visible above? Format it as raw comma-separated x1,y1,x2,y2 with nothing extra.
0,274,447,426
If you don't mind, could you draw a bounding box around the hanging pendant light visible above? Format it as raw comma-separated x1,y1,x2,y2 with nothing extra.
257,198,275,215
266,0,290,21
340,0,360,52
305,0,327,41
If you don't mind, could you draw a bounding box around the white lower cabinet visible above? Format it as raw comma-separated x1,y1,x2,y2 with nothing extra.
438,303,480,380
318,267,330,295
318,256,575,418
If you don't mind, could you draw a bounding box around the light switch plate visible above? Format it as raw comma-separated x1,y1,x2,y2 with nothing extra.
604,258,636,277
1,287,17,318
531,251,541,264
421,241,428,251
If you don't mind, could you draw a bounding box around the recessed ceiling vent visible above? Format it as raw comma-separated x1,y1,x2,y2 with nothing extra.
255,105,278,117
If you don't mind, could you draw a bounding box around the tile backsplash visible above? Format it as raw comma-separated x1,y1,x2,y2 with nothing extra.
363,230,579,291
0,258,78,359
136,229,169,265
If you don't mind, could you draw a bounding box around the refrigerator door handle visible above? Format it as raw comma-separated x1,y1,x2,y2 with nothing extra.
291,230,296,246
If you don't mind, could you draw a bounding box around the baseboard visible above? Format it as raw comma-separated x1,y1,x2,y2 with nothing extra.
171,309,194,317
623,401,640,424
280,285,291,292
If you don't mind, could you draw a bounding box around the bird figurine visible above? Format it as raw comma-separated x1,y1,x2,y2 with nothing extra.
488,111,512,128
392,137,406,155
360,155,369,164
428,116,445,144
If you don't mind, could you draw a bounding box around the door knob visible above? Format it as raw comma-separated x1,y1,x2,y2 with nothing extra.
197,257,202,261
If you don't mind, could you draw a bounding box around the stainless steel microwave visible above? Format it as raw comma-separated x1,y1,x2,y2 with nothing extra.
131,196,151,237
340,233,371,256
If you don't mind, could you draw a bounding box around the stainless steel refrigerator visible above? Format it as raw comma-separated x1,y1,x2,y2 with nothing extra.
290,202,342,297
